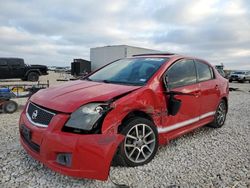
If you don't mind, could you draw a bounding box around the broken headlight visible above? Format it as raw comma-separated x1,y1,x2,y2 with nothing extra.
65,103,111,131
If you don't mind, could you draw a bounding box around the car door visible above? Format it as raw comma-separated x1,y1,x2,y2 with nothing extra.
0,59,10,79
9,59,24,78
159,59,201,135
195,60,220,118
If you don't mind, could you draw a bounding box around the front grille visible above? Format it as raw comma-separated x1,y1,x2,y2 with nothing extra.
26,102,55,127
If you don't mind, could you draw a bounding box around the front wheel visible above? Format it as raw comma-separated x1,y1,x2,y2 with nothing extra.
208,100,227,128
113,118,158,167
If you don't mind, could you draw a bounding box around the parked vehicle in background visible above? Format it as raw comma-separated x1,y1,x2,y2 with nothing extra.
48,66,57,71
0,88,18,113
229,71,250,83
0,81,49,113
19,53,229,180
71,59,91,77
0,58,48,81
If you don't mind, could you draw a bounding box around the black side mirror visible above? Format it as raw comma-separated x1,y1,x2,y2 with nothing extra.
168,94,182,116
165,91,194,116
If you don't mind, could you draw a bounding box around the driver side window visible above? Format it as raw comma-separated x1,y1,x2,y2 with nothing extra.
166,59,197,89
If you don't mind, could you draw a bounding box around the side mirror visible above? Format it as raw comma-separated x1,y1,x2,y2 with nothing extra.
168,94,182,116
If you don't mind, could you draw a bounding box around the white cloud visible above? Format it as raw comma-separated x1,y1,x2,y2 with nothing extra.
0,0,249,69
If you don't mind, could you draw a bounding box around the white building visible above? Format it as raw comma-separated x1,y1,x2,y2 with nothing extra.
90,45,160,71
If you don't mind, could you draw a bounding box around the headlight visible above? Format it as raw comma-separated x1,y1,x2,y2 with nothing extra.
65,103,111,131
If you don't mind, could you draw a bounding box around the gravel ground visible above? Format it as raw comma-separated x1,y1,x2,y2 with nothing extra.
0,74,249,188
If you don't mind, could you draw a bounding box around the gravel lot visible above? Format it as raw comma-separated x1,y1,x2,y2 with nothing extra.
0,74,249,188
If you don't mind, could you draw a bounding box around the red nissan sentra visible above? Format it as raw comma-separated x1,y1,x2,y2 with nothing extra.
19,53,229,180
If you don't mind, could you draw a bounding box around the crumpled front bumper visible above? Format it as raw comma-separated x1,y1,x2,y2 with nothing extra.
19,112,124,181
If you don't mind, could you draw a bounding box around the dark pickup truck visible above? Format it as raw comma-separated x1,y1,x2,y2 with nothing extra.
0,58,48,81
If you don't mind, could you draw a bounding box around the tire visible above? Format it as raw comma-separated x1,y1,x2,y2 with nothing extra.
27,72,39,82
3,100,18,114
113,117,158,167
208,100,227,128
239,78,245,83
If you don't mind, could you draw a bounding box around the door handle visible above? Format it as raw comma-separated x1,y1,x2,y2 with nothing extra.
215,85,219,90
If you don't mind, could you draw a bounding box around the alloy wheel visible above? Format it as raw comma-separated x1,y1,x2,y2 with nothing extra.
124,123,156,163
216,102,226,126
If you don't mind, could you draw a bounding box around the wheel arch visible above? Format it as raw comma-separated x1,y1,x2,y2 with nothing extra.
221,96,228,113
25,69,42,76
117,110,154,134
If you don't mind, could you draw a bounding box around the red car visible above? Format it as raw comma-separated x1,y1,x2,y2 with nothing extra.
19,53,229,180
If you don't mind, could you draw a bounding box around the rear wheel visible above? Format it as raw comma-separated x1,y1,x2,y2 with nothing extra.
27,72,39,82
209,100,227,128
3,100,18,114
113,118,158,167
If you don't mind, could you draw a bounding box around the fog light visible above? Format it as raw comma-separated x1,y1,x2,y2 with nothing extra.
56,153,72,167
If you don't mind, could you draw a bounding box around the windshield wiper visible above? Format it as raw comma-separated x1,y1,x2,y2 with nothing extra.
82,77,92,81
101,80,143,86
102,80,113,83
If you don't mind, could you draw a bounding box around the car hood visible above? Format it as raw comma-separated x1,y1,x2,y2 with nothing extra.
30,80,141,113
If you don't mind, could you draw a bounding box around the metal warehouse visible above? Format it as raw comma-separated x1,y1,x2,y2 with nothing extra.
90,45,160,70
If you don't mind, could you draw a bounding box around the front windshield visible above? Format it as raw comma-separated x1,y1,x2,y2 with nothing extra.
233,72,245,74
87,58,168,86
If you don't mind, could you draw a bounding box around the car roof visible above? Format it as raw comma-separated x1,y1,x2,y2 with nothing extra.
0,57,24,60
132,53,202,61
133,52,176,57
132,53,182,59
131,53,214,68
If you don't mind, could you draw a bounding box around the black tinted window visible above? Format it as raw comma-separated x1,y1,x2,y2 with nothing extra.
167,59,197,89
9,60,20,66
88,58,167,86
196,61,213,81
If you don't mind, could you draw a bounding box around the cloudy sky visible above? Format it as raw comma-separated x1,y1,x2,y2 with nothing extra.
0,0,249,69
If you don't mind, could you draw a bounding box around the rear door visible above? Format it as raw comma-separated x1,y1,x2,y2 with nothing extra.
0,59,10,79
160,59,201,134
9,59,25,78
195,60,220,118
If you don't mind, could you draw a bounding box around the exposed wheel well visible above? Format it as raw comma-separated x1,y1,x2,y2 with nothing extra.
221,97,228,113
118,110,153,133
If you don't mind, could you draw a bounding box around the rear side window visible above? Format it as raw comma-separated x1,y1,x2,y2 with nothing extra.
167,59,197,89
196,60,213,81
9,60,20,67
